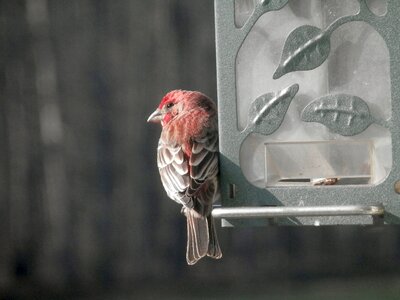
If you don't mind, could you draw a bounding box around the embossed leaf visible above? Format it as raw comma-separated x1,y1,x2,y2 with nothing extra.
273,25,330,79
301,94,374,136
248,84,299,135
261,0,289,10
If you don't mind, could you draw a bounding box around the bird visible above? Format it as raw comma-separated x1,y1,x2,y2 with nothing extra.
147,90,222,265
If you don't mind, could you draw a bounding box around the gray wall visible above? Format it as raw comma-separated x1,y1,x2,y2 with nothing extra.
1,0,400,298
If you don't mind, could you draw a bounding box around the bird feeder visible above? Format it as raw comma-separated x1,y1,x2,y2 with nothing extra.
213,0,400,226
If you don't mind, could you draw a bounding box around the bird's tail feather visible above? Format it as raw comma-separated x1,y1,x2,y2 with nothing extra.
186,211,222,265
207,215,222,259
186,212,209,265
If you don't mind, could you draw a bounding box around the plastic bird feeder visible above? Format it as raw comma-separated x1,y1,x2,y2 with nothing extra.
213,0,400,226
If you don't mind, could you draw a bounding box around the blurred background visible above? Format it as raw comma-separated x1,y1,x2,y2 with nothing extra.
1,0,400,299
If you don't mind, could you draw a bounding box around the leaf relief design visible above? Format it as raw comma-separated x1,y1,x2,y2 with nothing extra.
301,94,374,136
248,84,299,135
273,25,330,79
261,0,289,10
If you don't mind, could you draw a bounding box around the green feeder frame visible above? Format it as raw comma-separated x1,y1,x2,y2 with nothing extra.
213,0,400,226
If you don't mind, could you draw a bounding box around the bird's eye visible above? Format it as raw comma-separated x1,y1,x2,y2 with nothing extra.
166,103,174,109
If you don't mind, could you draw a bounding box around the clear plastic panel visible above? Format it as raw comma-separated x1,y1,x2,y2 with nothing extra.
265,140,374,186
234,0,255,28
365,0,388,16
237,0,392,188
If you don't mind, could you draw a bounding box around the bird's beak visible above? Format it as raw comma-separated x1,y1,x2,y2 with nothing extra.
147,108,163,123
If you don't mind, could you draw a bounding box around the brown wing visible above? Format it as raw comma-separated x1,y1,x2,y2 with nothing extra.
187,127,219,217
157,139,192,208
157,126,219,215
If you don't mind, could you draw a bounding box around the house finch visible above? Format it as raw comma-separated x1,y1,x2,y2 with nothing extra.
147,90,222,265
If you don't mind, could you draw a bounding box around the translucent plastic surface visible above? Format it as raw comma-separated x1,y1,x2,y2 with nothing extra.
366,0,388,16
234,0,255,28
265,140,374,186
237,0,392,188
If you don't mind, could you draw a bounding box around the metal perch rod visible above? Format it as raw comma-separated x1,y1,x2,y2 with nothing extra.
212,205,384,219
